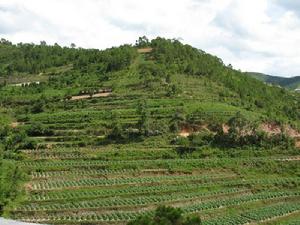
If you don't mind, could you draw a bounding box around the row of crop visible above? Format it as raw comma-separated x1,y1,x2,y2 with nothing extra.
33,135,100,142
19,157,281,168
242,202,300,221
28,182,241,202
181,191,300,214
26,148,176,161
18,210,151,223
28,177,299,202
203,215,252,225
16,187,245,212
203,202,300,225
28,106,177,124
37,108,239,125
27,151,91,161
17,191,300,223
26,102,246,126
30,174,235,190
31,168,139,179
23,118,136,132
29,109,135,123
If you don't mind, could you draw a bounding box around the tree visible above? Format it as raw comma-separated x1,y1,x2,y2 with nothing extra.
167,84,180,97
169,110,185,132
0,38,12,45
227,112,257,140
88,88,95,98
26,122,53,136
137,99,150,136
138,61,167,88
40,41,47,46
31,98,44,113
135,36,150,48
108,112,124,141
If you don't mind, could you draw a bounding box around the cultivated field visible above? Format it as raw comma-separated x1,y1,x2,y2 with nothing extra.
1,39,299,225
8,94,300,224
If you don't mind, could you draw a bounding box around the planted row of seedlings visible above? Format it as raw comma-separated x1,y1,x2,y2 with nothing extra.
28,108,175,125
244,202,300,221
31,168,140,179
203,202,300,225
181,191,300,214
28,176,300,202
30,174,236,191
20,157,283,169
16,188,247,212
25,148,176,160
18,210,152,223
17,191,300,223
29,183,243,202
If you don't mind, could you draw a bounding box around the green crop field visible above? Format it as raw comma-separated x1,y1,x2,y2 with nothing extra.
0,37,299,225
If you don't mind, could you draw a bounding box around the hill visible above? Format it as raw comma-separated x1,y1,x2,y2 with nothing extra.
246,72,300,90
0,37,299,224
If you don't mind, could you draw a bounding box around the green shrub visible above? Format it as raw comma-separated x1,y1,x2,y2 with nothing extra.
127,206,201,225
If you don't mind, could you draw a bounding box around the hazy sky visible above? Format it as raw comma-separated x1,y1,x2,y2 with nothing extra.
0,0,300,77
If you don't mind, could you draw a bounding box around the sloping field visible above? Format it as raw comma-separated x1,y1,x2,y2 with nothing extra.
7,90,299,225
1,38,299,225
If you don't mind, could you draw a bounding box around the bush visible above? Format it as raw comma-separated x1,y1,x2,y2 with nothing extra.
0,159,26,214
127,206,201,225
26,122,53,136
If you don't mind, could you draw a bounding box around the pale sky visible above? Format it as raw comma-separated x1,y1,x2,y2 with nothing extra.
0,0,300,77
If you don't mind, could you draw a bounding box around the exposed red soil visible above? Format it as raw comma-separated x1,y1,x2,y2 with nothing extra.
222,124,230,134
179,128,190,137
179,124,210,137
179,122,300,148
24,183,33,191
261,123,300,148
260,123,282,135
260,123,300,137
295,138,300,148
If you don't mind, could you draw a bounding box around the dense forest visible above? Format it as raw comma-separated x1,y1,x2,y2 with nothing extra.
0,37,299,224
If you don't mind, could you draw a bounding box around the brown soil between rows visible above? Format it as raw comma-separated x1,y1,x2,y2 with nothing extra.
71,92,111,100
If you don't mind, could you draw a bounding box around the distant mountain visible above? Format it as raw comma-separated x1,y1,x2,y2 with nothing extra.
246,72,300,91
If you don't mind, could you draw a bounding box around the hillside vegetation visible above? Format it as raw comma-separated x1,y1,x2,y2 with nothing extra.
0,37,299,224
246,72,300,90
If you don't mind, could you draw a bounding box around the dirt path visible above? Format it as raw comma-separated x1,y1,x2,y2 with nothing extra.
10,122,25,128
137,48,153,53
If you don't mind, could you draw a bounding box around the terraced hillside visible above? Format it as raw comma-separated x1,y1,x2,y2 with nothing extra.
0,37,300,224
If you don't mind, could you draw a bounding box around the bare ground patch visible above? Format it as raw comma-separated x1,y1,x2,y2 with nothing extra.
137,48,153,53
71,92,111,100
